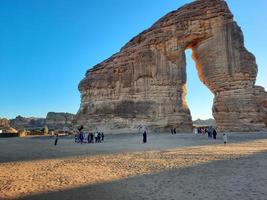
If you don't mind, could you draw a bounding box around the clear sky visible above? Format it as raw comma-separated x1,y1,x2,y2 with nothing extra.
0,0,266,120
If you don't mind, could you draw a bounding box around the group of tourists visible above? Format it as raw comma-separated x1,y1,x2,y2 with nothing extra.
195,126,217,139
75,126,104,144
195,126,228,144
54,124,228,146
196,127,208,135
207,126,217,139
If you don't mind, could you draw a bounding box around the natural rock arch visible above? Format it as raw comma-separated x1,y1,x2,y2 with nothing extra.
77,0,267,132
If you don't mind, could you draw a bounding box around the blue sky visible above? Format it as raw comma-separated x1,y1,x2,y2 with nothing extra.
0,0,266,120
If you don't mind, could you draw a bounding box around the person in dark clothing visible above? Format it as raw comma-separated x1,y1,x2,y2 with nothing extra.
54,134,58,146
213,128,217,139
78,125,84,144
101,132,104,141
87,133,90,143
173,128,176,134
90,133,94,143
171,128,173,134
79,132,84,144
75,134,78,143
97,132,101,143
143,130,147,143
207,127,212,139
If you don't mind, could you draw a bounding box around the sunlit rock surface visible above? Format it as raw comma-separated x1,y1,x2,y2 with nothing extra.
0,118,17,133
77,0,267,132
0,118,10,128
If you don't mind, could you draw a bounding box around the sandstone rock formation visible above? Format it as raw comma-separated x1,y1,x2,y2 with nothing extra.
0,118,18,133
10,116,45,131
9,112,75,131
77,0,267,132
45,112,75,130
193,118,215,127
0,118,10,128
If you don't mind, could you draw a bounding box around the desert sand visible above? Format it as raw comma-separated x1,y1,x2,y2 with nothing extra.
1,132,267,200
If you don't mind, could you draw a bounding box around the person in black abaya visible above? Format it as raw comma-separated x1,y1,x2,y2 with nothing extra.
143,130,147,143
54,134,58,146
213,128,217,139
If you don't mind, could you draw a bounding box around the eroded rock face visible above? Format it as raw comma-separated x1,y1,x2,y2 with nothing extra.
45,112,75,130
0,118,10,128
9,113,75,131
10,116,45,131
77,0,267,132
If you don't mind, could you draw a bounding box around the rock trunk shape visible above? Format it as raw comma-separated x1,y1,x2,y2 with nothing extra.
77,0,267,132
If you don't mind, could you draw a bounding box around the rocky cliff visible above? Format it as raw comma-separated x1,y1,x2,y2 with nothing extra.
77,0,267,132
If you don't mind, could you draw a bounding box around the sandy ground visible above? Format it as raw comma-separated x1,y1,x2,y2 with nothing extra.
0,132,267,200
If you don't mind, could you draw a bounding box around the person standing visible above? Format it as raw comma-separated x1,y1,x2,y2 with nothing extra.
79,132,84,144
90,133,94,143
208,127,212,139
78,125,84,144
171,128,173,135
143,130,147,143
101,132,104,141
54,134,58,146
94,132,98,143
223,133,228,145
97,132,101,143
213,128,217,139
173,128,176,134
87,133,90,143
75,134,78,143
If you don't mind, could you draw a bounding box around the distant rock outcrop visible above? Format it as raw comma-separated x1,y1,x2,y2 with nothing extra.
0,118,10,128
8,112,75,131
10,116,45,131
193,118,215,127
45,112,75,130
0,118,17,133
77,0,267,132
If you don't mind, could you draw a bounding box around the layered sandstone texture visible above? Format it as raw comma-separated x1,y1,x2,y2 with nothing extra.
77,0,267,132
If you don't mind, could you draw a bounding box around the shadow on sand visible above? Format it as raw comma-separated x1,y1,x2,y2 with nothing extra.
17,150,267,200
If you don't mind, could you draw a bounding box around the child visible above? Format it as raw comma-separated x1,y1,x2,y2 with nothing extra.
223,133,228,145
